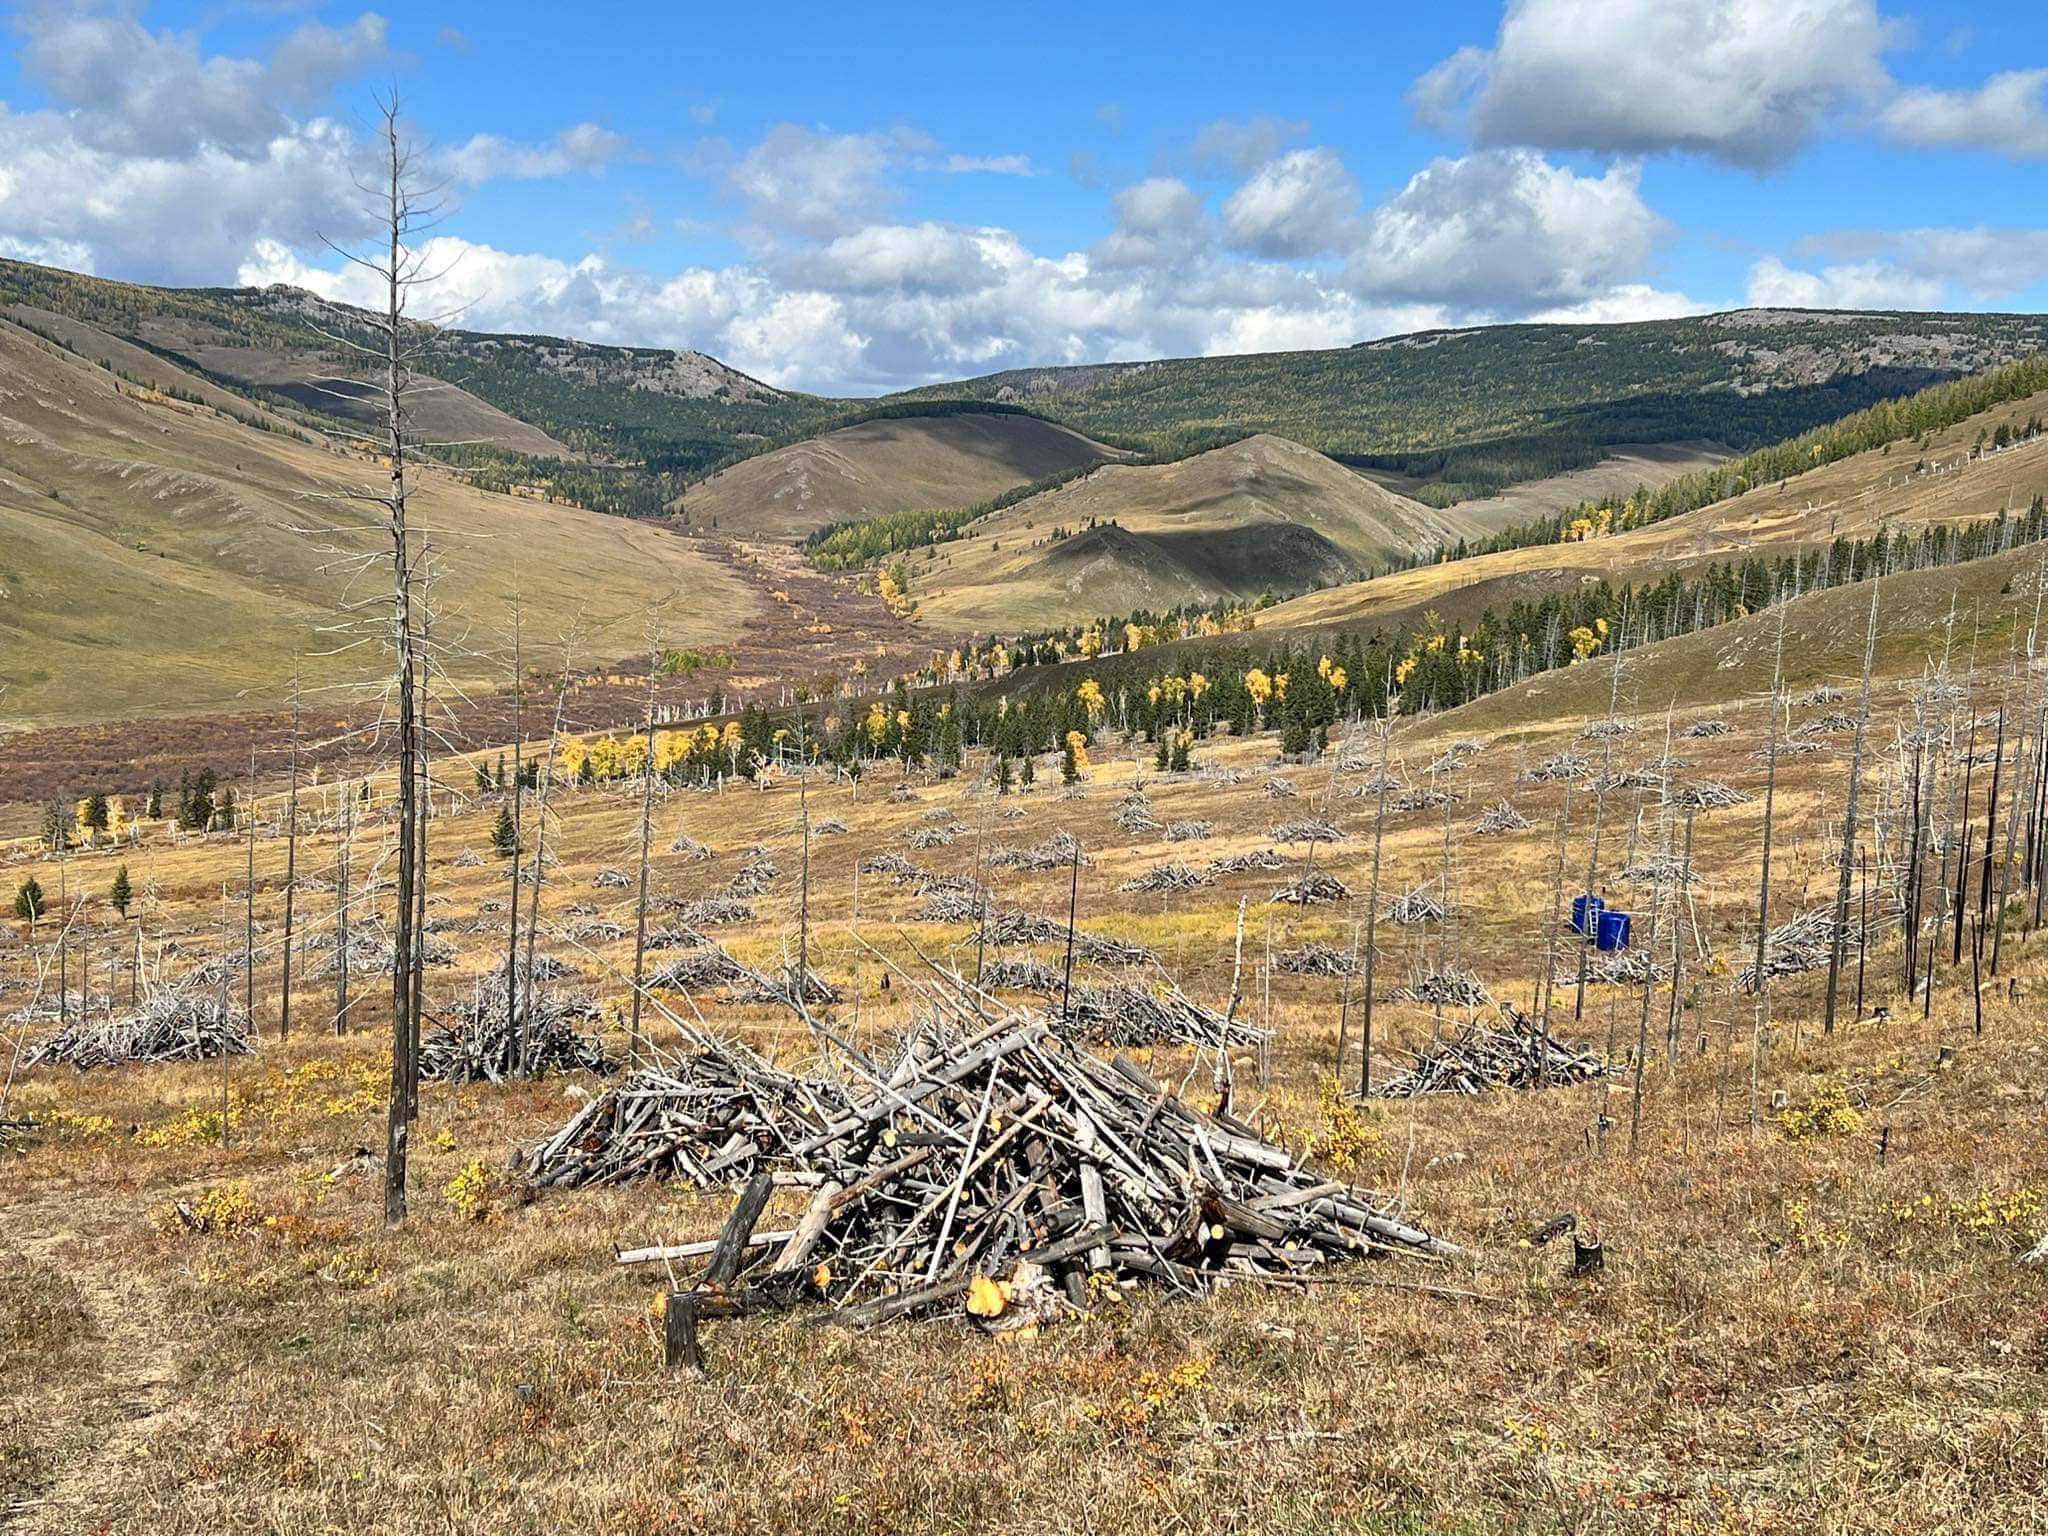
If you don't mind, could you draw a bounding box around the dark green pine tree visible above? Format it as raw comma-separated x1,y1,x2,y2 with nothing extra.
1020,753,1036,792
147,781,164,819
110,865,133,917
491,805,519,857
14,876,46,923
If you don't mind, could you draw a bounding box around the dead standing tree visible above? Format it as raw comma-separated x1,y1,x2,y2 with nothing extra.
310,96,446,1228
1823,580,1881,1035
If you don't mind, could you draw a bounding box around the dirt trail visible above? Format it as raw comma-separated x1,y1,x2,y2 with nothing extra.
4,1190,186,1533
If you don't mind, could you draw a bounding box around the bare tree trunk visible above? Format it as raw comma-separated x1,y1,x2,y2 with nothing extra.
1749,603,1787,1121
521,642,579,1044
244,751,257,1037
1574,663,1626,1019
628,673,658,1074
504,591,524,1013
280,668,301,1040
335,792,352,1035
1358,712,1391,1098
1823,581,1880,1035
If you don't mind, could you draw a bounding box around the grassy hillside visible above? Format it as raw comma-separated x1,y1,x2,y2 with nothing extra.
1249,384,2048,645
684,410,1120,542
901,310,2048,503
898,433,1489,633
11,259,2046,522
0,315,757,728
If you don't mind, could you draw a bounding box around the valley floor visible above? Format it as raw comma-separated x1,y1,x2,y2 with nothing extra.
4,669,2046,1534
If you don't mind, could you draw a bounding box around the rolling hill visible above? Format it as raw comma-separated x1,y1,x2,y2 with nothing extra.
0,314,757,728
9,258,2045,525
902,433,1495,632
683,410,1121,542
901,310,2048,502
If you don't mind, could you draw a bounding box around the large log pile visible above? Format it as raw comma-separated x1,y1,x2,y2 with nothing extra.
1371,1012,1614,1097
615,990,1457,1328
27,980,254,1070
420,976,610,1083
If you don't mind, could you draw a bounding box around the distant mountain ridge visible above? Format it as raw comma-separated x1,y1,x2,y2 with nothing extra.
4,256,2044,521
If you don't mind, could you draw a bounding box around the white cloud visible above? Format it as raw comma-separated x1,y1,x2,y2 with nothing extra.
1190,115,1309,173
1413,0,1897,169
1780,227,2048,304
1744,256,1945,310
728,125,905,238
1524,284,1712,324
1882,70,2048,160
442,122,631,184
1093,176,1209,269
942,153,1038,176
11,2,387,157
1222,148,1359,258
1350,151,1664,309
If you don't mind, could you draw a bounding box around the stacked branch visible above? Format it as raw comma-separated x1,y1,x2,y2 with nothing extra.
420,975,609,1083
629,990,1457,1327
27,979,254,1070
1474,800,1532,834
1371,1012,1613,1097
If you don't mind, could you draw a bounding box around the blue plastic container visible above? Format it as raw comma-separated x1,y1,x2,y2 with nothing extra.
1571,894,1605,935
1596,910,1632,952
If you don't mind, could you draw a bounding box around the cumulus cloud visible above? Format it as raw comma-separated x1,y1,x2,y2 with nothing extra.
1092,176,1209,270
942,154,1038,176
10,2,387,157
1350,151,1665,309
443,122,631,184
1190,115,1309,174
1222,148,1359,259
1882,70,2048,160
1412,0,1897,169
1778,227,2048,304
728,124,909,238
1744,256,1946,311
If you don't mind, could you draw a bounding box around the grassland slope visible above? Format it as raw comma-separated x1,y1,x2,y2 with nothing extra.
684,411,1120,542
0,317,756,728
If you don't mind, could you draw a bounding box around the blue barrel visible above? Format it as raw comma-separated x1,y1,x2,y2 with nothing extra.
1596,910,1632,952
1571,894,1605,935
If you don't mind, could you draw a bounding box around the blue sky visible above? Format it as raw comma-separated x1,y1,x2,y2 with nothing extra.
2,1,2046,394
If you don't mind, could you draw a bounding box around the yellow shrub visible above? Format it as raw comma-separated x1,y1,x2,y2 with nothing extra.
1777,1080,1865,1139
444,1157,494,1222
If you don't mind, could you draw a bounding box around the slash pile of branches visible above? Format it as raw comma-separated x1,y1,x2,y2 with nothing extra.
1273,873,1352,906
1271,818,1344,844
669,833,716,861
1392,788,1458,813
302,920,453,980
1525,751,1593,783
1580,718,1637,739
1385,886,1447,924
1474,800,1531,834
1264,777,1298,799
594,867,631,888
1057,983,1271,1050
420,977,609,1083
1737,909,1850,990
1277,942,1358,977
1388,965,1488,1007
906,825,957,850
1207,848,1290,876
978,956,1066,993
1164,820,1212,842
1681,718,1732,738
1371,1010,1613,1097
526,1034,856,1190
859,852,924,882
26,980,253,1070
618,983,1456,1327
1114,791,1162,836
989,831,1089,871
1117,861,1213,894
1672,780,1750,810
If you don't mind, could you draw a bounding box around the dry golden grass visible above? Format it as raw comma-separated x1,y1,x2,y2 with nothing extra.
5,666,2047,1533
